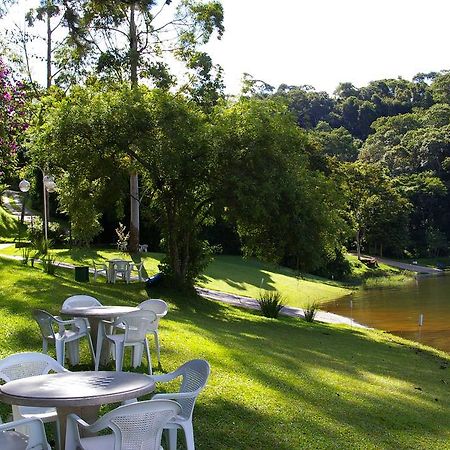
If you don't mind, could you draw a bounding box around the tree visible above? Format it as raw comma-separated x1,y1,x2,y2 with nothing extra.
60,0,224,251
29,84,347,285
335,162,410,258
0,57,29,181
312,122,361,162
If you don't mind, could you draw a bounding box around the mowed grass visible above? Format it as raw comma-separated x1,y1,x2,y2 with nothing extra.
0,257,449,449
0,246,350,307
0,206,22,242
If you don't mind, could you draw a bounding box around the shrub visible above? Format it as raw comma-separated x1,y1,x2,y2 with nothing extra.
41,253,57,275
303,301,319,322
21,246,31,265
258,290,285,318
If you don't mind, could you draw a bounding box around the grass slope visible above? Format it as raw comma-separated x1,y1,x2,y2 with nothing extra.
0,257,449,449
0,206,21,242
0,247,351,307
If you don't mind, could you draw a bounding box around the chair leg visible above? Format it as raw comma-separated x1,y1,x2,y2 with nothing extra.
56,340,65,367
168,428,177,450
87,333,95,364
154,331,161,365
144,339,152,375
115,343,124,371
67,340,80,366
132,343,144,368
182,422,195,450
94,329,104,371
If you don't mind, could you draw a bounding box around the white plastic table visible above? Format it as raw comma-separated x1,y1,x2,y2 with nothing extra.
107,259,132,283
60,305,138,366
0,370,155,450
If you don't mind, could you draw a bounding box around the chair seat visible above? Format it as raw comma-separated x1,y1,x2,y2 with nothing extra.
0,430,29,450
55,329,86,342
78,434,163,450
19,405,57,422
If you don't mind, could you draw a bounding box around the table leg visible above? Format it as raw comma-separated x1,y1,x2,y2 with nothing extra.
88,319,111,366
56,405,100,450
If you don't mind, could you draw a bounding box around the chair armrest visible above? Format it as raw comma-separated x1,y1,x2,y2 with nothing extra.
150,372,180,383
0,417,42,431
152,392,196,400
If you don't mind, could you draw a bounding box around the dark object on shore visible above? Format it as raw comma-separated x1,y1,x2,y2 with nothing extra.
146,272,163,288
360,257,378,268
436,262,447,270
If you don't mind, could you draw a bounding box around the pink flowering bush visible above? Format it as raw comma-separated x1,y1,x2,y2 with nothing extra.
0,58,29,180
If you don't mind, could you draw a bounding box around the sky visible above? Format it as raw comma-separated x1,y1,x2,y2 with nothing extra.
205,0,450,94
3,0,450,94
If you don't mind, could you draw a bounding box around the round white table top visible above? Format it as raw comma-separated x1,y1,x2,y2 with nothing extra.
0,371,155,407
61,305,138,319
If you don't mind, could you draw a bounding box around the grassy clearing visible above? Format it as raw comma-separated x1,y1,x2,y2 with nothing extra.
0,206,23,242
345,254,413,289
0,245,414,306
0,257,449,449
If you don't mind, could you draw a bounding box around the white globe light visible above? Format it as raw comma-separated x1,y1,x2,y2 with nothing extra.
45,181,56,193
19,179,30,193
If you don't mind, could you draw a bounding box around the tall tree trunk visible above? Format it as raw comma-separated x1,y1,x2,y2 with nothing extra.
129,171,140,251
128,3,140,251
356,230,361,260
46,2,52,89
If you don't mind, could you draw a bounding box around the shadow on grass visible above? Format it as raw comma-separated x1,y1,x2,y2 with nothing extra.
1,258,450,448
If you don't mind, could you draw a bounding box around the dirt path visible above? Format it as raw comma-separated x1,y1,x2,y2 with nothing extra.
1,190,37,223
376,256,443,275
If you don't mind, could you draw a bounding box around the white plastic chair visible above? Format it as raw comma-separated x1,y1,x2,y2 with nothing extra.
62,295,102,310
134,299,168,366
0,352,67,447
65,399,181,450
111,260,130,284
92,261,108,282
32,309,95,367
0,417,50,450
95,310,157,374
129,261,144,281
152,359,211,450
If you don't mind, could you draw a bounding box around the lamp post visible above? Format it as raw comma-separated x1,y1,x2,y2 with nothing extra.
42,174,56,241
18,179,31,224
18,179,31,243
20,171,57,241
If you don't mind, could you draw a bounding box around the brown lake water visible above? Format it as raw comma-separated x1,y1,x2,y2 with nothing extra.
323,275,450,354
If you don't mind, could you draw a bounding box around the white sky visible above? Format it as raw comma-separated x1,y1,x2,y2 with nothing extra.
206,0,450,94
3,0,450,94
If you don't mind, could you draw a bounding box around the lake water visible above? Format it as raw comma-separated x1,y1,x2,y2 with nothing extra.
323,275,450,353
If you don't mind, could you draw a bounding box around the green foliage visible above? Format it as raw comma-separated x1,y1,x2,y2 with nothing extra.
335,162,411,257
41,252,57,275
303,301,319,322
257,290,285,318
213,97,347,272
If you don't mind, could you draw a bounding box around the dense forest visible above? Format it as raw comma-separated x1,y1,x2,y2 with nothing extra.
1,1,450,286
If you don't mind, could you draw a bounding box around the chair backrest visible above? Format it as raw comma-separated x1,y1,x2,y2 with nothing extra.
0,417,49,450
62,295,102,309
113,310,157,343
113,260,129,271
138,299,168,317
82,399,180,450
177,359,211,420
0,352,66,382
32,310,57,341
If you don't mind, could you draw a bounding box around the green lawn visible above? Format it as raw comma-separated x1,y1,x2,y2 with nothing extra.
0,257,449,449
0,206,22,242
0,246,350,307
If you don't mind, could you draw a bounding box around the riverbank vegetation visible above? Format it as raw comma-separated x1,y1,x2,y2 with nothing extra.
0,257,449,449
